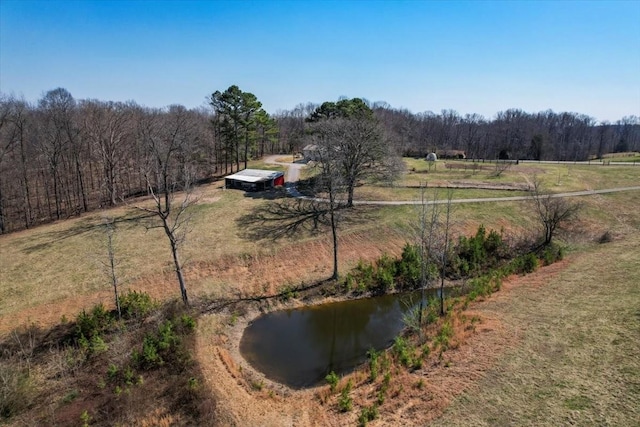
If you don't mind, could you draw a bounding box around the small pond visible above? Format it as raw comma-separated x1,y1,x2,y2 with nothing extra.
239,289,442,388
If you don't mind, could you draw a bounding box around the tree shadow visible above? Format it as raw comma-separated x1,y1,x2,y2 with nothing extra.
240,187,289,200
236,198,376,241
239,176,318,201
20,211,154,254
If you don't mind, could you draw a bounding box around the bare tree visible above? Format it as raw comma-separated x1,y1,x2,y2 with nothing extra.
492,160,513,177
438,190,453,316
415,185,438,324
0,96,18,233
411,186,455,320
531,177,582,247
310,119,349,280
137,106,199,305
80,100,132,206
101,217,122,318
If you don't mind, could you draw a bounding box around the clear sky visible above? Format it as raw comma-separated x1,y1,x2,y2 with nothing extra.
1,0,639,122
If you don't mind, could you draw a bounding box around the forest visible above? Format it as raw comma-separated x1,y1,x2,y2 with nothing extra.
0,85,639,234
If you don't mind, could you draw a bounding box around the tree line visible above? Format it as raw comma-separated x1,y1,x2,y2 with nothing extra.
1,87,638,233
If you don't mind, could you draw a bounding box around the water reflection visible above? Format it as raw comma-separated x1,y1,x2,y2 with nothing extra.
239,289,439,388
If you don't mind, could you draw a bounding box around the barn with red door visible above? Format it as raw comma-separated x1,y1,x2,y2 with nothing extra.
224,169,285,191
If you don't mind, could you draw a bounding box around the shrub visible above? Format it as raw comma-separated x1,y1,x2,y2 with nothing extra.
425,297,440,324
516,253,539,274
375,268,395,294
433,321,453,351
542,243,564,265
345,260,375,295
75,303,113,340
120,290,156,319
280,285,298,301
396,243,421,289
450,225,510,278
325,371,339,392
367,349,379,381
373,253,397,294
107,364,119,381
136,335,163,369
157,320,179,350
0,365,34,419
338,380,353,412
179,314,196,332
392,336,415,368
358,404,379,426
89,335,108,354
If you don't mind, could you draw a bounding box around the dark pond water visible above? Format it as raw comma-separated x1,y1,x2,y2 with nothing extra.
239,289,441,389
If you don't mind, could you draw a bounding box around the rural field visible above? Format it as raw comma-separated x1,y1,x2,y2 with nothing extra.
1,158,639,425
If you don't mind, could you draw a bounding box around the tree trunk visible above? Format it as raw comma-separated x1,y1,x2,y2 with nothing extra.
169,235,189,305
330,206,339,281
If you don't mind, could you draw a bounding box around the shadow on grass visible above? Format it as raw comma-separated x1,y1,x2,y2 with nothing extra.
200,277,338,314
20,211,154,254
235,196,377,241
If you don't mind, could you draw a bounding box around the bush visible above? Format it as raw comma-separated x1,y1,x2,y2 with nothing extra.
136,335,163,369
179,314,196,332
133,318,185,370
75,303,113,340
344,260,375,295
396,244,421,289
450,225,510,278
372,254,397,295
325,371,339,393
367,348,379,381
120,290,156,319
89,335,108,354
392,336,415,368
542,243,564,265
358,404,379,426
338,380,353,412
513,253,538,274
433,321,453,351
0,365,34,419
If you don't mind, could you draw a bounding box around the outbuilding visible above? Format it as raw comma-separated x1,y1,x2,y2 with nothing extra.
302,144,319,162
225,169,285,191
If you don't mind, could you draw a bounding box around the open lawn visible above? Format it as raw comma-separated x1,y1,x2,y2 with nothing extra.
401,158,640,194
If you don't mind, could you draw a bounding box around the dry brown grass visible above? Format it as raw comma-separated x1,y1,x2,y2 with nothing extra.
431,235,640,426
1,160,639,426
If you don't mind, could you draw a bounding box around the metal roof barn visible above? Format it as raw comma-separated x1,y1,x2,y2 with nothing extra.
225,169,285,191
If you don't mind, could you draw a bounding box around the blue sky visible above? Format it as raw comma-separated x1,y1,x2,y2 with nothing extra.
1,0,639,121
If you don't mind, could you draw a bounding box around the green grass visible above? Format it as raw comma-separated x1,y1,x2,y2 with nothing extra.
602,152,640,162
354,186,530,202
401,158,640,194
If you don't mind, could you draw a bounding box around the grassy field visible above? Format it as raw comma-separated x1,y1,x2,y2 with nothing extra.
402,157,640,192
0,158,639,425
1,159,638,324
602,151,640,163
433,233,640,426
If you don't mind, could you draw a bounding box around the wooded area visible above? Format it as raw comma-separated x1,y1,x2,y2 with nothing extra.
0,87,638,233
